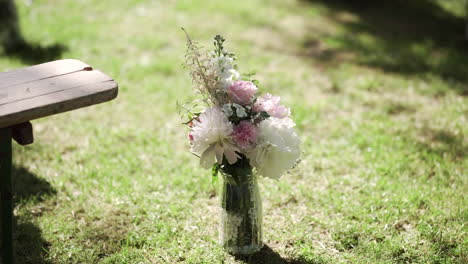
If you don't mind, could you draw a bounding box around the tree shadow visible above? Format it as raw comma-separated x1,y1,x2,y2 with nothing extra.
10,166,56,264
411,127,467,163
3,43,67,65
234,245,320,264
0,0,66,64
300,0,468,95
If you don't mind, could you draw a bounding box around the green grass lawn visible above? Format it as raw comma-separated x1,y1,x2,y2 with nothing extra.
1,0,467,263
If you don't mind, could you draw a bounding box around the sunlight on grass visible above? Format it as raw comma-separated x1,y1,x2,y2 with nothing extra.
1,0,466,263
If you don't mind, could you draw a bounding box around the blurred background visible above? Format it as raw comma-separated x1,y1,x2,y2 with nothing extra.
1,0,466,263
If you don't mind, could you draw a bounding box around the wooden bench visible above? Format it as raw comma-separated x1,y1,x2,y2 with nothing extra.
0,59,118,264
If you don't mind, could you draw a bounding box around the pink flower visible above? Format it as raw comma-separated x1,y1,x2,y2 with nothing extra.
232,121,257,149
228,81,258,105
253,93,290,118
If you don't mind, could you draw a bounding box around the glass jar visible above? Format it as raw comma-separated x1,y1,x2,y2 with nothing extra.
219,157,263,255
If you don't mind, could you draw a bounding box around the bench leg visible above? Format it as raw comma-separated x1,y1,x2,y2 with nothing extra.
0,127,13,264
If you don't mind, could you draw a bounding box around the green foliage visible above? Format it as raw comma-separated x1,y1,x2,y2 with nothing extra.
214,35,225,57
211,163,220,178
214,34,235,59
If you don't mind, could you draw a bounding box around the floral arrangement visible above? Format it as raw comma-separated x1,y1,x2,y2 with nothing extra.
181,31,301,180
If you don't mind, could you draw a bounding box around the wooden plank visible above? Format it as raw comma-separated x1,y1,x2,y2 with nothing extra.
0,59,90,89
0,70,112,105
0,80,118,128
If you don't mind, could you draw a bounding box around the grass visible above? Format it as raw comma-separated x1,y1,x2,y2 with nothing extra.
1,0,467,263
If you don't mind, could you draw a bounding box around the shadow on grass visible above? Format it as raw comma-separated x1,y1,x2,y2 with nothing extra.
3,43,67,65
11,166,56,264
0,0,66,64
413,127,467,163
14,222,52,264
300,0,468,95
13,166,57,202
234,245,320,264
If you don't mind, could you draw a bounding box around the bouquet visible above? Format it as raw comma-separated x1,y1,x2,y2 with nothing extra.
181,30,301,254
182,32,301,179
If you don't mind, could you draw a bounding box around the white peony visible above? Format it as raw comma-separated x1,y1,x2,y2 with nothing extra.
246,117,300,179
191,107,240,168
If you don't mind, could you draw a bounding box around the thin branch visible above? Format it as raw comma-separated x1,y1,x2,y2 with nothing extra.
181,28,212,95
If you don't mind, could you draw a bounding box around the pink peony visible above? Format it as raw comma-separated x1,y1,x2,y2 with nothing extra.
253,93,290,118
228,81,258,105
232,121,258,149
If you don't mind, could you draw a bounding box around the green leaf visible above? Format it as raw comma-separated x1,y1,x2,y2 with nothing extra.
212,163,220,177
259,111,270,119
244,72,257,77
211,163,220,185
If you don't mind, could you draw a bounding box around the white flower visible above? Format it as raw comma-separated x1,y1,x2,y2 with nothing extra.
246,117,300,179
218,69,240,90
210,55,239,90
211,55,235,76
191,107,240,168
